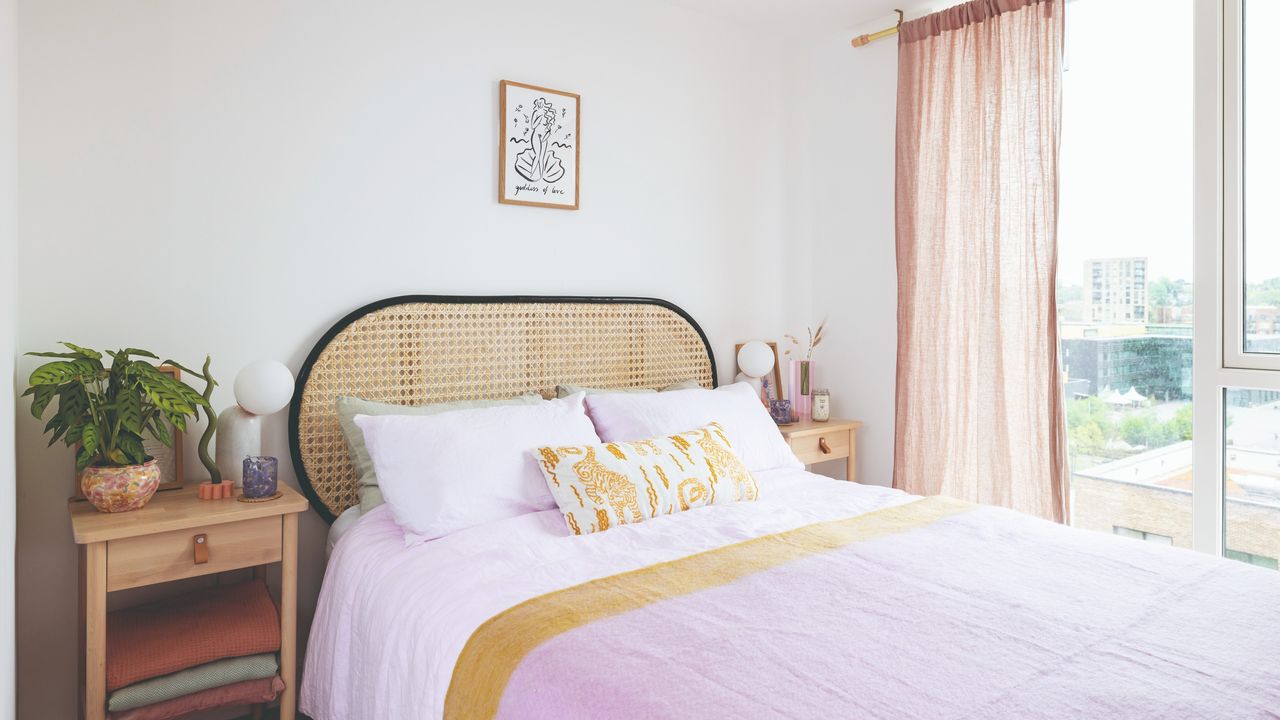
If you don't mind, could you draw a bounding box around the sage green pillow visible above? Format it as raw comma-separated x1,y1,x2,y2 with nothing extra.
337,393,543,512
554,379,702,399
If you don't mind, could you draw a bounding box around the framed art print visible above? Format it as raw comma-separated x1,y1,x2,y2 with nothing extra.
499,80,580,210
142,363,185,490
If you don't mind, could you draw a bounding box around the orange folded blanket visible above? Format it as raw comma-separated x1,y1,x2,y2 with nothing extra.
107,676,284,720
106,579,280,691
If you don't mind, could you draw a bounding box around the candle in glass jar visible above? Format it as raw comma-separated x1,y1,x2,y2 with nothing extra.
242,456,278,499
770,399,793,425
812,389,831,422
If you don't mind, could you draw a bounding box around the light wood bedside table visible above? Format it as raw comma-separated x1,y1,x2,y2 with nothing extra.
70,484,309,720
779,419,863,482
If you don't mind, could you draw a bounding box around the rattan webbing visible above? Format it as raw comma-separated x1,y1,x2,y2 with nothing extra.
293,300,714,520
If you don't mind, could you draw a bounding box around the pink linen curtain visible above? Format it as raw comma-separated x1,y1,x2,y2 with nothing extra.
893,0,1067,522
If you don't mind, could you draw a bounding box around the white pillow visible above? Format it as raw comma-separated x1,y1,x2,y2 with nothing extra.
584,382,802,473
354,393,601,542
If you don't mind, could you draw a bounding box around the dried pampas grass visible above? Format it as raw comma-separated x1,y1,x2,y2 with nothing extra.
783,319,827,361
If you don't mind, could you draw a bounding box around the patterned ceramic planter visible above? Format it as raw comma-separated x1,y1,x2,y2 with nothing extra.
81,459,161,513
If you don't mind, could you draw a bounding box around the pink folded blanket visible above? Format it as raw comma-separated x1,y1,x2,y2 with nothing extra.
107,579,280,691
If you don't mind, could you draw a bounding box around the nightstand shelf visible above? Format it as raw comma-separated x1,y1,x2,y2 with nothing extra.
779,419,863,481
70,484,308,720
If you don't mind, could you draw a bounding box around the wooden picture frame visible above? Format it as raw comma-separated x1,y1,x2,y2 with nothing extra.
74,364,185,498
147,364,186,491
735,341,785,401
499,80,580,210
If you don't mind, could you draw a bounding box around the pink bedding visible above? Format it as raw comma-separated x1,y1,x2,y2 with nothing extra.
301,470,1280,719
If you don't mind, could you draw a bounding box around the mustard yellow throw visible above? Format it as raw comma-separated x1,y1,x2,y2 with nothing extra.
444,495,973,719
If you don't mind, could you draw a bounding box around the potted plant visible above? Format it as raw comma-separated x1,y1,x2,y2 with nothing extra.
23,343,214,512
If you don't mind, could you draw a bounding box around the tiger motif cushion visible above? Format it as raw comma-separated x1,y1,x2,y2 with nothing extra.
533,422,759,536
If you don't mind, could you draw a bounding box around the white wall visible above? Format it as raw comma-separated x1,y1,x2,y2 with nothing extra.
15,0,793,715
14,2,933,714
0,0,16,714
779,12,914,487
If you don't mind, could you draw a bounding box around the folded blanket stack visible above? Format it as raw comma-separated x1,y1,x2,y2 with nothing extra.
104,580,283,720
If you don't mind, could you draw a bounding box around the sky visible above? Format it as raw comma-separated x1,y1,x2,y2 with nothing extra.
1243,0,1280,290
1057,0,1280,288
1058,0,1193,285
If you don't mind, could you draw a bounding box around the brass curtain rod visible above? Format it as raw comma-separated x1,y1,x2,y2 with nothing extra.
851,8,904,47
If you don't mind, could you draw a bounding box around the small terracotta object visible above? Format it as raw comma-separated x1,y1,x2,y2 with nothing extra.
197,481,237,500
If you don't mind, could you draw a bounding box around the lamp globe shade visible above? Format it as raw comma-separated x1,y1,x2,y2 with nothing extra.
736,340,775,380
234,360,295,416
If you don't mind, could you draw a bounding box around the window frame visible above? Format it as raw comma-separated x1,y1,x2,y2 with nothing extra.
1221,0,1280,371
1192,0,1280,557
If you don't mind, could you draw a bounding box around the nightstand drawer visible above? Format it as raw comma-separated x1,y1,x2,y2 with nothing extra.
106,515,282,592
789,430,851,466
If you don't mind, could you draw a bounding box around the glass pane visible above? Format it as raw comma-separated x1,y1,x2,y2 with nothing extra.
1223,389,1280,570
1244,0,1280,354
1058,0,1194,547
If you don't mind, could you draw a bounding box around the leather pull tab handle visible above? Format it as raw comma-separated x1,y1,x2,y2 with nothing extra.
819,437,832,454
193,534,209,565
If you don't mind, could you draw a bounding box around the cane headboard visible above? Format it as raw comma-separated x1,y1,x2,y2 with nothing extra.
288,295,717,522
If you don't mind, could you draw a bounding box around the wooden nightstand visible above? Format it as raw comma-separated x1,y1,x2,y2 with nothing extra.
70,485,309,720
780,419,863,482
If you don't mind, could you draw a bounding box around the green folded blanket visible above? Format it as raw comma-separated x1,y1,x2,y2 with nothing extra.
107,653,278,712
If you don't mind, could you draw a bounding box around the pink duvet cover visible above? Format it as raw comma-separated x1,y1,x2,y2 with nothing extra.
301,470,1280,719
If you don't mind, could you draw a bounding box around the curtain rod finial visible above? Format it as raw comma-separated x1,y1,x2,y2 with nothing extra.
851,10,905,48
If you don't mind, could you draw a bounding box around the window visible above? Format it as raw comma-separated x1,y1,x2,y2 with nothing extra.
1225,548,1279,570
1113,526,1175,546
1225,0,1280,368
1059,0,1194,547
1189,0,1280,558
1241,1,1280,356
1222,388,1280,569
1060,1,1280,561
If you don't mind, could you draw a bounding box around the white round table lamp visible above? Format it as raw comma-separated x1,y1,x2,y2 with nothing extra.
216,360,295,486
734,340,775,396
234,360,295,416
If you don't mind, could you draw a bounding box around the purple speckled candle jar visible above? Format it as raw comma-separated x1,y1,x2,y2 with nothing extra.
770,399,793,425
242,456,278,499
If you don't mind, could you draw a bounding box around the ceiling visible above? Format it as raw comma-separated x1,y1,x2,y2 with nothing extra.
660,0,919,35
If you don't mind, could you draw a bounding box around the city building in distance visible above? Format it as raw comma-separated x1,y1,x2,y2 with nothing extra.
1085,257,1147,323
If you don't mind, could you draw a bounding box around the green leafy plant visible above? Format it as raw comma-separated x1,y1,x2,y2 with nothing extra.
22,343,214,471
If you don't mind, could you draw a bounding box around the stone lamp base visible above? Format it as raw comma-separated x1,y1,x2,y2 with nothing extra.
215,405,262,487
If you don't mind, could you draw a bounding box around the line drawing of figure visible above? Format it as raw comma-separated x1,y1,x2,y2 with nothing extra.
514,97,566,183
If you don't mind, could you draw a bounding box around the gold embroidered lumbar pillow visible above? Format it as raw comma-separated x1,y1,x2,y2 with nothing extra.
534,422,759,535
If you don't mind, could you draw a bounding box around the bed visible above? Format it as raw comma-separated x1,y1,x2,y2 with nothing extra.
293,295,1280,720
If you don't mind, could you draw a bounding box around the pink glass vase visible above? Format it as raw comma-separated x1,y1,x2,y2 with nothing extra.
790,360,813,422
